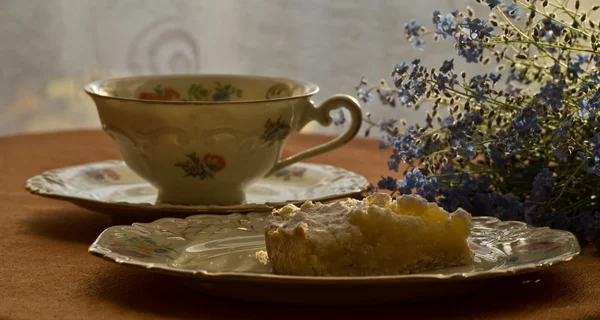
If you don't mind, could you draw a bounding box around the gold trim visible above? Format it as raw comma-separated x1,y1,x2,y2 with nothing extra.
84,74,320,105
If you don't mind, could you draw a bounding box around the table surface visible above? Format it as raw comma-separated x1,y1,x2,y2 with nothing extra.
1,130,599,320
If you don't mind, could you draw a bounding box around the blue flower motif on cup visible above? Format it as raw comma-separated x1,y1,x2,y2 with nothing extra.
261,116,291,146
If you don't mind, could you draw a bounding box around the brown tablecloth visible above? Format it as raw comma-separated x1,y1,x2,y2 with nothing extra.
1,130,599,320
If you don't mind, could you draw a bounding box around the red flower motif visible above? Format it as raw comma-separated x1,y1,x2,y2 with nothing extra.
189,165,200,175
138,92,162,100
265,119,275,131
203,153,226,172
138,87,181,101
162,87,181,100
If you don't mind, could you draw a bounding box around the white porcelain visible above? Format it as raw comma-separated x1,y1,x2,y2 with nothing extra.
26,160,368,215
89,212,580,305
84,74,362,205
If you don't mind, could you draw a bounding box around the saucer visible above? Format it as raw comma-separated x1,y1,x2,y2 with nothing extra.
89,212,580,305
26,161,368,216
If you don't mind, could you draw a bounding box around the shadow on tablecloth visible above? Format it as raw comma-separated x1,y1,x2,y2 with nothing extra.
83,264,577,320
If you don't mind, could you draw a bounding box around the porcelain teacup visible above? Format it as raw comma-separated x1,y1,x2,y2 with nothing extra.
85,74,362,205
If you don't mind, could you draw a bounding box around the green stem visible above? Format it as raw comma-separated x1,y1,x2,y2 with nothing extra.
550,163,584,205
486,39,597,53
515,0,591,37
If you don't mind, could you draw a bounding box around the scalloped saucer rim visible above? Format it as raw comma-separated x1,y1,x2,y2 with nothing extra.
25,160,369,215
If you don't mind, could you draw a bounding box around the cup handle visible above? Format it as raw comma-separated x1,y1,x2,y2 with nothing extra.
266,94,362,176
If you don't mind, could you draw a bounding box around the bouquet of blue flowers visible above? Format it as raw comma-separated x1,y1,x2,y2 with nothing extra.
344,0,600,249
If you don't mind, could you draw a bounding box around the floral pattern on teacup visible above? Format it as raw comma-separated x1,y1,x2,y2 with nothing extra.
210,81,243,101
261,116,291,146
265,83,291,99
137,82,243,102
175,152,226,179
106,234,176,260
274,167,307,181
138,85,181,101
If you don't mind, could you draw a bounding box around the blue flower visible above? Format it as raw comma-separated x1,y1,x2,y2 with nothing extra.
455,34,484,63
460,172,480,191
578,148,600,177
574,211,600,250
489,72,501,82
432,10,441,24
439,186,472,212
450,139,477,159
491,193,527,222
409,64,425,81
470,74,490,102
538,19,564,48
436,73,450,91
388,152,402,171
590,132,600,152
397,179,412,194
332,109,346,126
355,77,374,103
551,120,572,162
397,168,440,199
404,168,425,187
512,107,541,134
397,86,417,105
392,62,410,77
567,61,584,81
377,176,398,191
443,115,454,126
530,168,555,203
440,59,454,73
461,18,494,40
549,63,562,79
357,89,373,103
409,79,427,98
448,121,471,141
485,0,502,9
576,54,590,63
435,14,458,39
578,90,600,119
387,132,425,167
580,82,592,94
404,20,421,37
538,80,565,111
405,20,424,50
495,128,522,153
378,87,397,107
378,119,398,132
378,136,393,149
594,55,600,68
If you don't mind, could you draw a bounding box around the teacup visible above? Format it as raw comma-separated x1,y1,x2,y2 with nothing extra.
85,74,362,205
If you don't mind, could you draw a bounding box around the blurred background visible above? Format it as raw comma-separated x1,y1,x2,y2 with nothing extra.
2,0,587,138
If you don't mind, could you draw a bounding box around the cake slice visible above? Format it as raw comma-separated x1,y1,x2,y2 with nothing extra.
264,193,473,276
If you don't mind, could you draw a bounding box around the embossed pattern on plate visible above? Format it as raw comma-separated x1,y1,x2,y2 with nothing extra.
26,161,369,215
88,212,580,304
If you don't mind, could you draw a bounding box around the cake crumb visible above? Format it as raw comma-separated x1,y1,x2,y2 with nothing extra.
255,250,269,265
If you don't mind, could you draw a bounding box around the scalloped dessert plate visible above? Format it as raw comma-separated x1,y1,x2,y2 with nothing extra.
89,212,580,305
26,161,368,216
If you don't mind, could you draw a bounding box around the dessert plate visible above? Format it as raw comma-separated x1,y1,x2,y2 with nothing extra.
26,161,368,216
89,212,580,305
